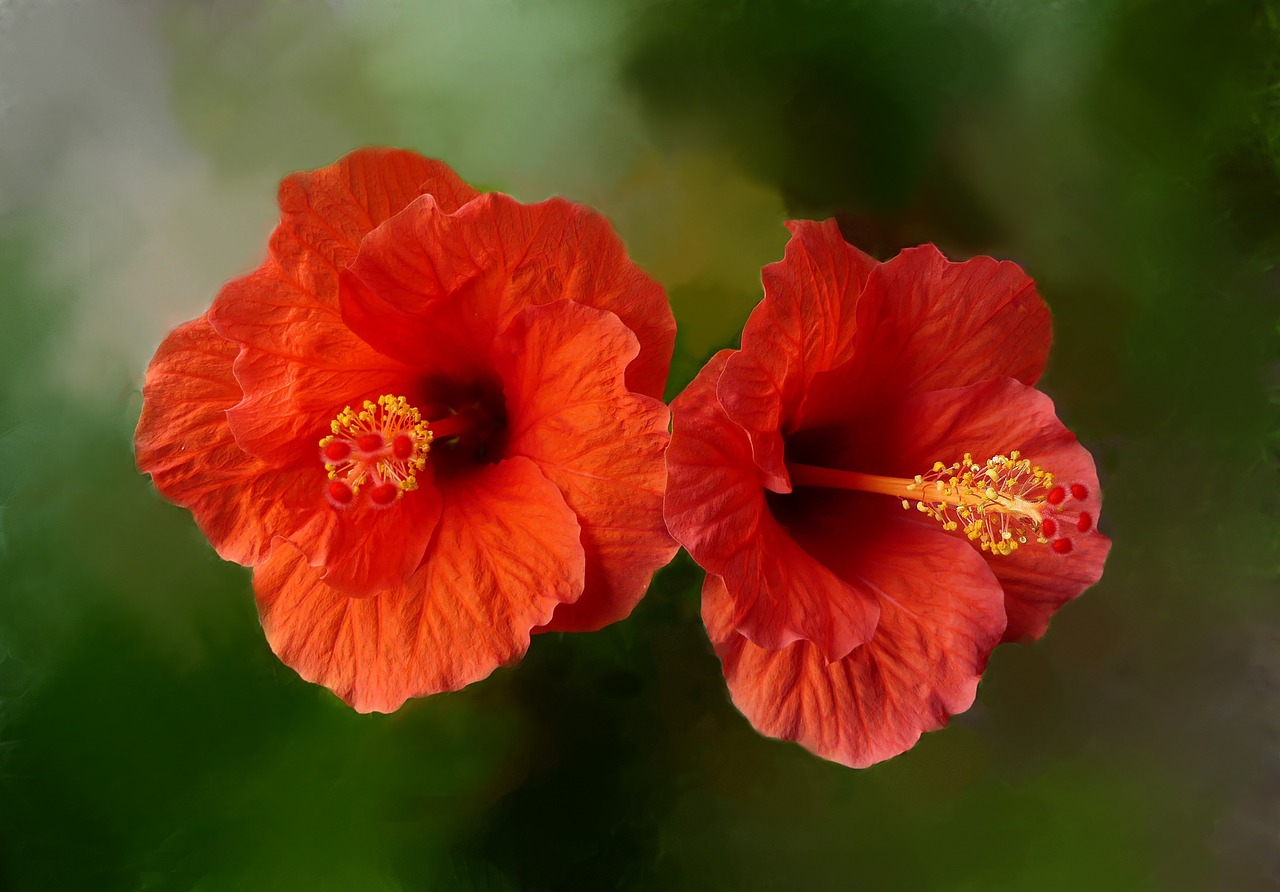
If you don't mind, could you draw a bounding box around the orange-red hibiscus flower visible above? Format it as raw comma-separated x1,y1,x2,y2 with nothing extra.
664,219,1110,768
136,147,677,711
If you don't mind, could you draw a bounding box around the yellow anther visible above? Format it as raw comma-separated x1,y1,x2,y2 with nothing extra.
907,451,1055,557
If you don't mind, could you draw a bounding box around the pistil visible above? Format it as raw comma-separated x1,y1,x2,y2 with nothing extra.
318,395,490,510
788,451,1090,556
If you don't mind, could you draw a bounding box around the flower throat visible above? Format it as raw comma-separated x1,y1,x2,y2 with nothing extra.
787,451,1094,556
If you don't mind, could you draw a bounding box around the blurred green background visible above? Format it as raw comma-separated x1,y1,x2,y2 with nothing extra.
1,0,1277,888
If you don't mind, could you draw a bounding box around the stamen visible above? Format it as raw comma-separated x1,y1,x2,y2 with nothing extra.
319,395,433,510
901,452,1051,556
787,450,1099,557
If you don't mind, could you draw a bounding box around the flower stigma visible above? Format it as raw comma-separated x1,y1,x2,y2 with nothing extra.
787,451,1095,556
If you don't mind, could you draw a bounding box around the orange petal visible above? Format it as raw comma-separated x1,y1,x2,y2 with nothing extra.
135,316,444,596
716,219,878,489
342,192,675,400
494,301,676,632
665,352,879,660
135,315,330,565
703,516,1005,768
209,148,475,464
871,377,1111,641
212,264,421,465
254,456,585,712
312,475,444,599
273,148,479,263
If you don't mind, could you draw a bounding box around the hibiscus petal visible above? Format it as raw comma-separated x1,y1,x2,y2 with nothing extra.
800,244,1052,432
716,219,878,489
341,192,676,399
212,264,421,465
872,377,1111,642
254,456,585,712
702,514,1006,768
274,147,479,259
493,300,676,632
312,477,444,599
135,316,445,596
209,148,475,464
666,352,879,661
134,315,330,565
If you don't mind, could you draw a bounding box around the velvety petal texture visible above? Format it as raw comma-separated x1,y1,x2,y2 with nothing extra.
256,458,584,712
716,219,878,490
493,301,676,632
136,147,675,709
134,316,329,566
874,378,1111,642
796,243,1052,437
665,221,1109,768
341,192,675,400
666,353,879,660
209,148,474,465
703,511,1004,768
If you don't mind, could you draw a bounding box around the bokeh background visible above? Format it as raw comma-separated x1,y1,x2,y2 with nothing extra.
1,0,1277,888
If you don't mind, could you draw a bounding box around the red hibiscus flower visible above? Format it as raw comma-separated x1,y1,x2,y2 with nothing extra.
664,219,1110,768
135,147,677,711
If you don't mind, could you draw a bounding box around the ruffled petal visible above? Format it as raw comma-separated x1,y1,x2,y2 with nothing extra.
866,377,1111,642
799,245,1052,433
135,315,445,596
493,301,676,632
274,147,478,252
209,148,475,464
134,315,331,565
313,480,444,599
665,352,879,661
211,265,421,465
716,219,878,489
341,192,676,399
254,456,585,712
702,513,1006,768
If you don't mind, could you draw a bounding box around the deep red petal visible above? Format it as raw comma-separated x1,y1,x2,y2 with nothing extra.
865,377,1111,642
209,148,475,464
716,219,878,489
800,245,1052,433
254,456,585,712
703,515,1005,767
493,301,676,632
665,352,879,660
341,192,675,399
